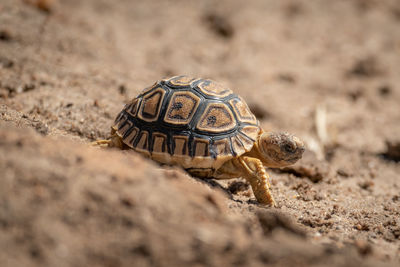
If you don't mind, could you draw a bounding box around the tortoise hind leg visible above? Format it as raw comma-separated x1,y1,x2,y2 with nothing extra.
90,139,111,147
90,132,125,149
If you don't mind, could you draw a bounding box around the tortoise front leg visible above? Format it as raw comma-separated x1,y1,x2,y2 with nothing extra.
237,156,276,207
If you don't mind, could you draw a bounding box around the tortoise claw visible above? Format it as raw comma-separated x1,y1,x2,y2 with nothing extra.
90,139,111,147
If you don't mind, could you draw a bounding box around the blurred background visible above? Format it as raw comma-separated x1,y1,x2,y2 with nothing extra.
0,0,400,266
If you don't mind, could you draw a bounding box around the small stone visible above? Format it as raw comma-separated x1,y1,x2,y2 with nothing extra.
119,84,127,95
337,168,350,178
380,140,400,162
348,57,382,78
354,240,373,256
358,180,374,190
204,13,234,39
0,57,14,68
378,85,391,97
0,29,12,41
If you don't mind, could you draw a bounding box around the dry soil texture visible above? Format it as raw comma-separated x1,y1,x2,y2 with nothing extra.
1,0,400,266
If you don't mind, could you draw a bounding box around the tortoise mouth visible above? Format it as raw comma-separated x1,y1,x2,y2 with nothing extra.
266,149,303,164
285,154,303,164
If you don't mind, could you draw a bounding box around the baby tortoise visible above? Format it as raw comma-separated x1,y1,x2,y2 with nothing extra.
95,76,305,206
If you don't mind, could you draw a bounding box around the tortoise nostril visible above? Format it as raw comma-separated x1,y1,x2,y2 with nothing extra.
294,137,305,149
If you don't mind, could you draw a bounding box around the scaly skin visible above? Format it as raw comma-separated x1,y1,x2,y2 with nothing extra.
238,156,276,206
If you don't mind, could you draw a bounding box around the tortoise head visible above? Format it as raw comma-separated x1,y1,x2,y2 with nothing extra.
257,132,305,168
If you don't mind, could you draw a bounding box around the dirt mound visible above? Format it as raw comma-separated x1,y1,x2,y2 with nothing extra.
0,123,393,267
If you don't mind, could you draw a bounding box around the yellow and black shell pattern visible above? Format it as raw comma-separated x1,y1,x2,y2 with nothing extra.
113,76,260,176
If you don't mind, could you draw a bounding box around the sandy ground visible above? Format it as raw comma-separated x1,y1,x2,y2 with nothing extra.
1,0,400,266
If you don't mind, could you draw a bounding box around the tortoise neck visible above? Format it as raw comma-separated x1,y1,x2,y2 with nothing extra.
248,131,281,168
245,132,264,159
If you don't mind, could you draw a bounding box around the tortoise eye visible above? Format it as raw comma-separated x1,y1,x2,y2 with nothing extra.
283,143,295,153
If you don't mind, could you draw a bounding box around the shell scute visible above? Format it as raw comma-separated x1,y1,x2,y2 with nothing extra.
125,98,140,117
125,127,139,148
173,136,189,156
240,125,260,142
116,114,132,133
196,103,236,132
165,75,198,87
164,91,200,125
152,132,168,153
213,138,231,156
229,97,257,124
140,82,159,95
230,136,245,156
193,138,210,157
236,132,254,152
135,131,150,153
196,79,233,98
137,88,165,122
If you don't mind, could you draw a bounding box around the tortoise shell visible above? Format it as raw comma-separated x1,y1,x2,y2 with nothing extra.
112,76,260,176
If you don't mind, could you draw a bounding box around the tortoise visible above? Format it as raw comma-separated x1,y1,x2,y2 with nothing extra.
95,76,305,206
